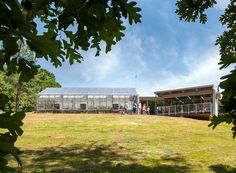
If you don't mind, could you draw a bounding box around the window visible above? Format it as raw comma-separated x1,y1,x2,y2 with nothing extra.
88,96,94,109
63,95,74,109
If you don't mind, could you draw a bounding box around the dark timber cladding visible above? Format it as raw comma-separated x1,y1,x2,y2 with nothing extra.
155,85,216,119
155,85,214,98
36,87,138,113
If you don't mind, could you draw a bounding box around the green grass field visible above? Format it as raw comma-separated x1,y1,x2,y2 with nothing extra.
5,114,236,173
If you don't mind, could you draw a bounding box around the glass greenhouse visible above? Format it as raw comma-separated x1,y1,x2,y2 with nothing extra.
36,88,138,113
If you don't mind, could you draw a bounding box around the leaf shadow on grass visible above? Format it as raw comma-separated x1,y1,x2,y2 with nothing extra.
0,165,19,173
210,164,236,173
21,144,193,173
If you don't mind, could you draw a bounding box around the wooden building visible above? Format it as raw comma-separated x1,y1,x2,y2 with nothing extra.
154,84,218,119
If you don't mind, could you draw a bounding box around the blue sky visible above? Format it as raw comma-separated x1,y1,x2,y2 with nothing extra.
38,0,231,95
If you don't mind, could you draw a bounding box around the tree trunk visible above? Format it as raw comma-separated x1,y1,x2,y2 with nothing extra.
15,81,21,112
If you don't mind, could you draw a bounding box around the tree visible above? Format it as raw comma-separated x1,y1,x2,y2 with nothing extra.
0,42,39,170
0,68,61,112
19,68,61,111
0,0,141,71
0,0,141,170
176,0,236,137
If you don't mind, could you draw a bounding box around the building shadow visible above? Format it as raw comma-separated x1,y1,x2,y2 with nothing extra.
18,144,192,173
210,164,236,173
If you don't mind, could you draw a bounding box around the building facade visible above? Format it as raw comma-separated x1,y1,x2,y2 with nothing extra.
37,85,219,119
154,85,218,119
36,88,138,113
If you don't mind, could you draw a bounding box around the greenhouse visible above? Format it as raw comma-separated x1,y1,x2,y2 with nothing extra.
36,88,138,113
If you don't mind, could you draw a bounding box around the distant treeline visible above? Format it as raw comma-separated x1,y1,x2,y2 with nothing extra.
0,68,60,112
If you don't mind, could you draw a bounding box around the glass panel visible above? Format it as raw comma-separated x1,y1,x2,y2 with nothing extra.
170,106,175,114
107,96,112,108
75,96,82,109
38,99,44,110
81,95,87,103
203,103,211,113
100,97,107,109
197,103,203,113
63,96,74,109
94,97,100,108
176,105,182,114
189,104,196,113
88,96,94,109
119,97,125,108
113,96,119,103
157,106,163,114
183,105,188,114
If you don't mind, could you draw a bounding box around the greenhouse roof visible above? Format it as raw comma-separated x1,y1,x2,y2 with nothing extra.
38,87,137,95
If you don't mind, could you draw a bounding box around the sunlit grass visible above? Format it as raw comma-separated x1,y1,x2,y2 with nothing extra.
5,113,236,173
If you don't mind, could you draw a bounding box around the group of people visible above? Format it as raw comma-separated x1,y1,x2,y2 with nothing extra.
124,102,137,114
123,102,150,115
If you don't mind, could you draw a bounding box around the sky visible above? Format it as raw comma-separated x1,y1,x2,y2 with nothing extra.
38,0,231,96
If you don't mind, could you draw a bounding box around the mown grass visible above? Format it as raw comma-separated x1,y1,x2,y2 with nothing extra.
4,114,236,173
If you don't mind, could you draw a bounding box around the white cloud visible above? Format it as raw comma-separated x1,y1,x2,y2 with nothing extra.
41,32,229,97
38,1,230,97
55,32,149,87
215,0,230,10
138,46,230,96
78,48,121,81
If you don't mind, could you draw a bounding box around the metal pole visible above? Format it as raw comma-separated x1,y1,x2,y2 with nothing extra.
155,99,157,115
137,95,139,114
195,104,197,114
73,96,75,110
156,99,158,115
61,95,63,112
202,102,204,114
188,104,189,115
175,105,176,115
86,95,88,111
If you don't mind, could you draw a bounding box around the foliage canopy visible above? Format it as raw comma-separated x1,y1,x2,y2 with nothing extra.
0,68,61,112
1,0,141,72
1,0,235,170
0,0,141,169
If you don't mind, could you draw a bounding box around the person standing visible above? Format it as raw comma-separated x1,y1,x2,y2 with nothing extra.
142,104,146,115
133,102,137,114
138,102,142,114
124,102,129,114
147,106,150,115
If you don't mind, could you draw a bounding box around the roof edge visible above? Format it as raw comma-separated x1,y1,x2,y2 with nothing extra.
154,84,214,94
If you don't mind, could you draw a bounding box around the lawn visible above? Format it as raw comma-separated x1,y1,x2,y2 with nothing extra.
5,114,236,173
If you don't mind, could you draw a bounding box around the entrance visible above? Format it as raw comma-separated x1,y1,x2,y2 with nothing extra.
80,104,86,110
139,97,157,115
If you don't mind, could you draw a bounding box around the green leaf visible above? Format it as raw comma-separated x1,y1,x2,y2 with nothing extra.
3,37,19,58
58,14,74,30
0,94,9,110
175,0,217,24
0,111,25,137
0,132,22,168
